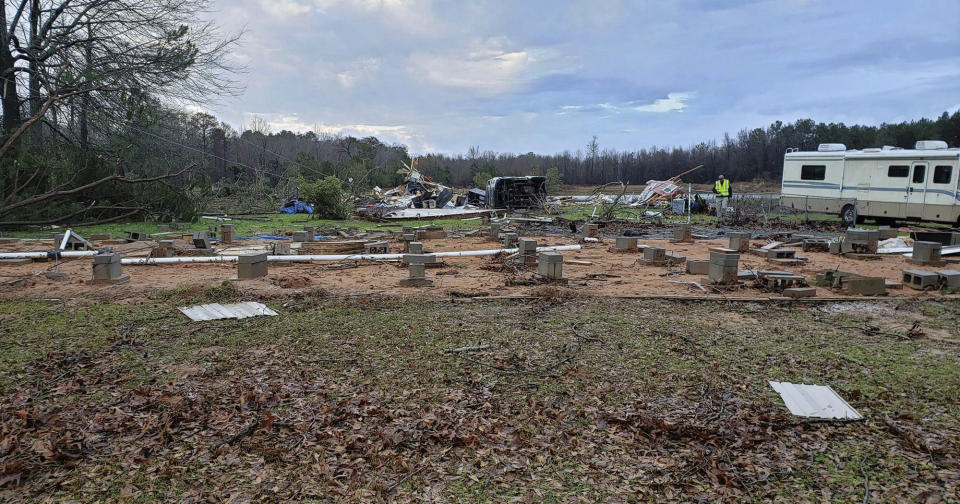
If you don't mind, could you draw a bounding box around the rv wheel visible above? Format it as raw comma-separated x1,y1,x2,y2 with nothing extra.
840,204,856,226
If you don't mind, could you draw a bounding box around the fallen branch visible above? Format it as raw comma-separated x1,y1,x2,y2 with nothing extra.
442,344,490,354
213,416,260,451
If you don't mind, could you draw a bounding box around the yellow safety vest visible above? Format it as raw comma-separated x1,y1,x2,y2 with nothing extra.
715,179,730,197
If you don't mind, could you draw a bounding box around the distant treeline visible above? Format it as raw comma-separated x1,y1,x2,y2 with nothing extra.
413,111,960,187
195,110,960,191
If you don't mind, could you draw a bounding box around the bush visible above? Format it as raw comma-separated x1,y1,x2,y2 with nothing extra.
472,171,493,189
545,167,564,193
300,175,351,219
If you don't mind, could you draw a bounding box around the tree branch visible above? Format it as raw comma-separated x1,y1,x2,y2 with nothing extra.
0,164,196,216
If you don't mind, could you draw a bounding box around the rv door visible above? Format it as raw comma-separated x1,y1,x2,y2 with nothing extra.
906,163,928,218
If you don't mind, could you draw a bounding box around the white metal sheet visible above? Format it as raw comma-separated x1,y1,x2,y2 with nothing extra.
179,302,279,321
769,381,862,420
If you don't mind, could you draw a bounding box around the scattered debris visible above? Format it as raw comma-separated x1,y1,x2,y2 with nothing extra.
769,381,863,420
178,302,279,321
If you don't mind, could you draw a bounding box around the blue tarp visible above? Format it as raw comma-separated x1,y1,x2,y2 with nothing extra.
280,200,313,214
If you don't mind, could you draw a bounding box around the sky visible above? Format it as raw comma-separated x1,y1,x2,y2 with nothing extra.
206,0,960,155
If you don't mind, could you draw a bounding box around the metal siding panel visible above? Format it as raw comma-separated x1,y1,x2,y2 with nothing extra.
179,302,278,321
769,381,862,420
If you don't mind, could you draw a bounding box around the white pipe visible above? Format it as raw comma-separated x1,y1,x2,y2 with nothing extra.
0,251,97,259
121,244,582,265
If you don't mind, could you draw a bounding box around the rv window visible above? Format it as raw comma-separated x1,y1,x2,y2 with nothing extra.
912,165,925,183
887,165,909,178
800,165,826,181
933,165,952,184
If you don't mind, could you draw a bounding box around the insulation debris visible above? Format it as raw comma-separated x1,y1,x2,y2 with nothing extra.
179,302,279,321
769,381,862,420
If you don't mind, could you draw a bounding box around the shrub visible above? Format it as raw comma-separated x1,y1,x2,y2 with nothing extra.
545,167,564,193
300,175,351,219
472,171,493,188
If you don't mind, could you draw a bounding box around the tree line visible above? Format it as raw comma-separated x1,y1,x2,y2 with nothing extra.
413,112,960,187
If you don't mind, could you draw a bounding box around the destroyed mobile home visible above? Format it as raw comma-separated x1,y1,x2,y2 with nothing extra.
359,165,552,220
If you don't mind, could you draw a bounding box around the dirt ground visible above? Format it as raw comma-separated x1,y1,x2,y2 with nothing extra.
0,231,956,301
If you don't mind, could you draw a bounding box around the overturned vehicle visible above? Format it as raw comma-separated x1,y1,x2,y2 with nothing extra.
485,176,547,209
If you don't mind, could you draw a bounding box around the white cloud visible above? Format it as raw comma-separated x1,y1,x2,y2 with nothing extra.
407,38,568,93
241,112,428,150
311,0,445,36
260,0,312,19
633,92,695,113
336,58,381,88
557,93,695,116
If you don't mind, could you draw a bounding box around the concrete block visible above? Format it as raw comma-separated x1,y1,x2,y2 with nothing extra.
728,232,750,252
665,253,686,265
708,263,738,284
192,231,211,249
583,223,599,238
401,254,438,265
902,269,939,290
844,276,886,296
45,271,68,281
766,248,796,259
829,241,841,254
408,263,426,279
408,241,424,254
709,252,740,267
400,263,433,287
364,241,388,254
273,242,293,255
517,238,538,255
802,240,830,252
910,241,942,265
537,252,564,280
671,224,693,243
125,231,149,241
842,228,879,254
303,227,316,241
783,287,816,298
488,223,501,241
292,231,310,242
643,247,666,265
501,232,518,248
221,224,234,244
936,270,960,289
615,236,638,252
686,259,709,275
416,229,446,240
237,253,268,279
877,226,899,240
91,254,128,284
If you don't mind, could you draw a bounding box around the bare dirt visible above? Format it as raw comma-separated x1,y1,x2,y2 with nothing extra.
0,232,955,301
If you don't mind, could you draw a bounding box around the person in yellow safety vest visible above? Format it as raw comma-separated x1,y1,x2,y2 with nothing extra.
713,174,732,215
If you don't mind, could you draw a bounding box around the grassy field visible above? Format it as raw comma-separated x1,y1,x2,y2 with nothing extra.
1,290,957,502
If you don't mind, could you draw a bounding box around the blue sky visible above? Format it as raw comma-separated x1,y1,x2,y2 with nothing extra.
207,0,960,155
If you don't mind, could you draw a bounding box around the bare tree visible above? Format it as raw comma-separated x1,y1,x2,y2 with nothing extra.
1,0,242,138
0,0,241,225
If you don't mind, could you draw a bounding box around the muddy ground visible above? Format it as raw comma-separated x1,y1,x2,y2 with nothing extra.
0,230,956,301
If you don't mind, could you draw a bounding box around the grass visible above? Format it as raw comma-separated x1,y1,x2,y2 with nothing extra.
1,293,957,502
1,212,486,240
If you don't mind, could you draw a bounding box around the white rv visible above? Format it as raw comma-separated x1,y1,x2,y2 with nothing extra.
780,141,960,225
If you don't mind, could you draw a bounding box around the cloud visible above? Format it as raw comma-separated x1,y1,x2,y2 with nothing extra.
336,58,381,88
242,112,429,150
259,0,311,19
633,92,695,113
556,93,695,115
407,38,570,93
